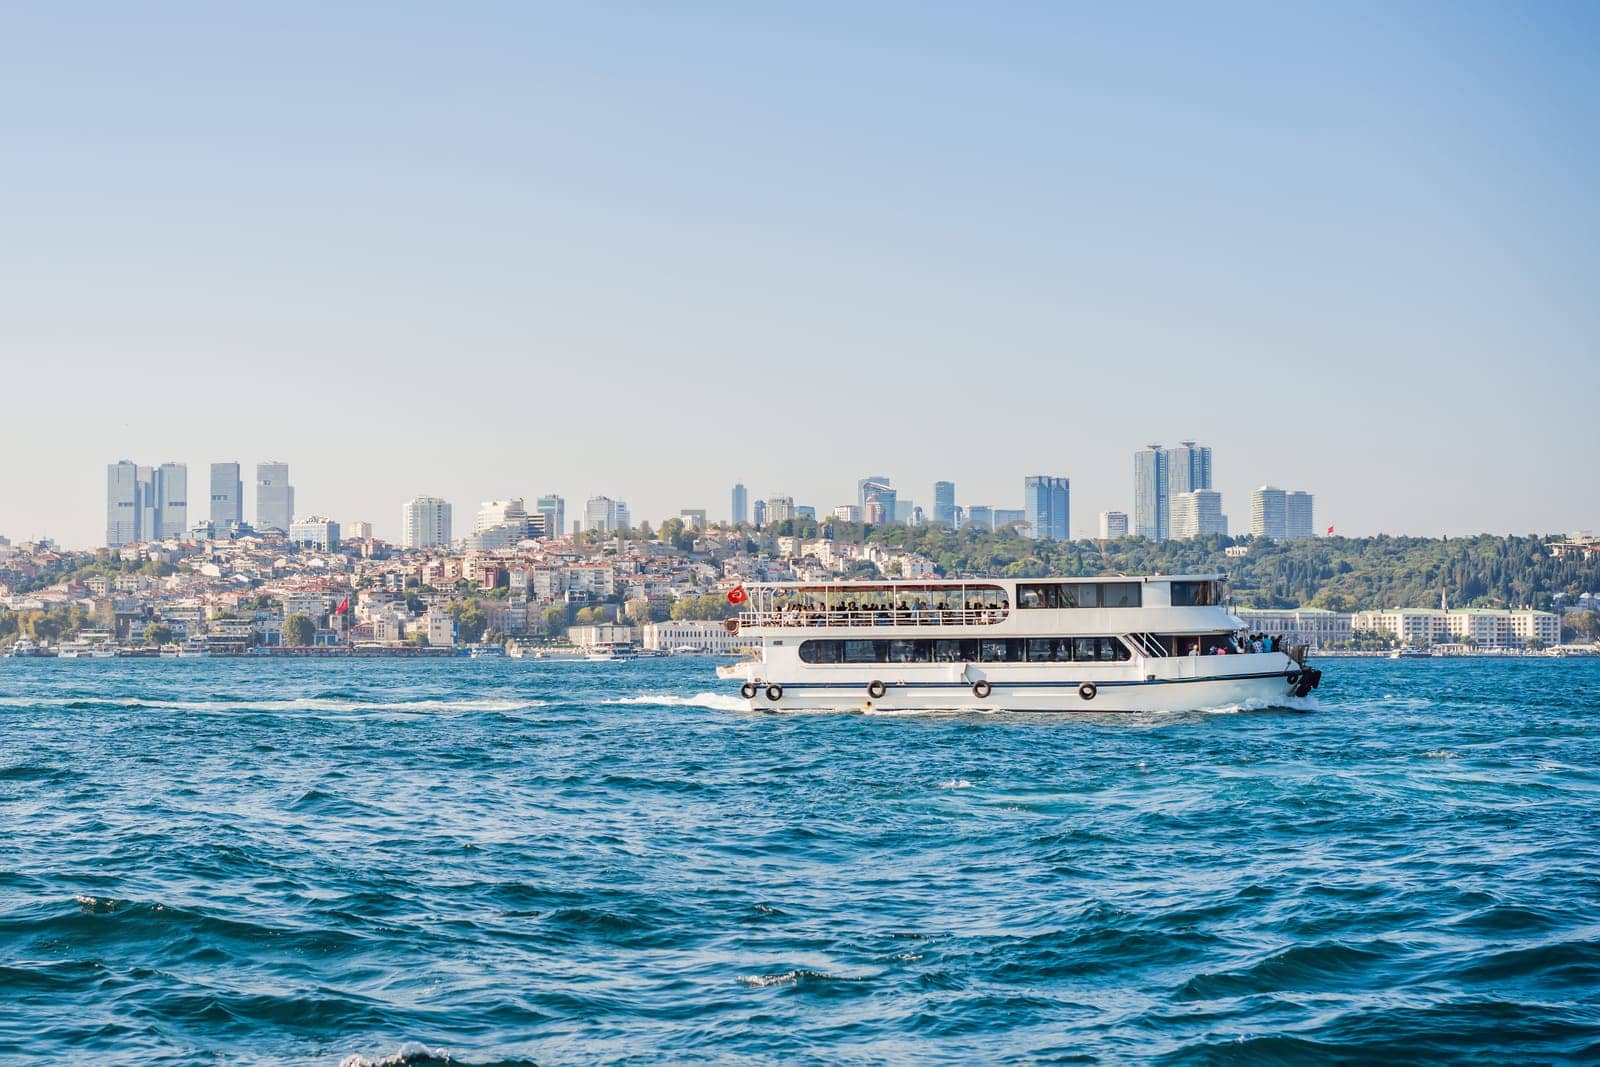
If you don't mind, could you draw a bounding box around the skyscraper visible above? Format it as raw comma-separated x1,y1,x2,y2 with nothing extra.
402,496,452,549
858,476,896,523
584,496,628,533
1170,489,1227,539
933,481,957,526
1286,491,1315,540
476,499,527,533
255,461,294,533
1099,511,1129,539
1023,476,1070,540
966,506,994,531
1251,486,1288,540
731,482,748,525
1133,445,1169,540
766,496,795,523
753,499,768,528
136,466,157,540
156,462,187,538
209,462,243,527
1166,441,1213,495
535,494,565,539
106,461,140,547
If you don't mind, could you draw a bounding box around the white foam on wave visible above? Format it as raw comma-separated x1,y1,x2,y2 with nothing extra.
339,1043,455,1067
939,778,974,789
1199,694,1321,715
599,692,747,712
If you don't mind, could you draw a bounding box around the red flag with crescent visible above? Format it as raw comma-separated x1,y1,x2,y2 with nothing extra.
726,585,748,605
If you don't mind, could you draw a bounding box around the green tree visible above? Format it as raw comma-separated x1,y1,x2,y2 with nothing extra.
455,605,487,644
282,614,316,646
624,599,654,627
574,605,611,626
541,604,571,636
143,623,174,646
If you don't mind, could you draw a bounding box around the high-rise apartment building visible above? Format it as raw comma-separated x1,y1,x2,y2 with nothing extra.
1023,476,1070,540
106,461,187,546
476,499,527,533
731,483,748,525
766,496,795,524
535,494,565,539
858,476,897,523
1166,441,1213,495
255,461,294,533
1099,511,1129,539
209,462,243,527
584,496,629,534
753,499,769,527
1133,445,1169,540
156,462,187,538
403,496,452,549
966,506,994,531
933,481,957,526
1170,489,1227,539
1286,491,1315,540
1251,486,1288,540
106,461,140,547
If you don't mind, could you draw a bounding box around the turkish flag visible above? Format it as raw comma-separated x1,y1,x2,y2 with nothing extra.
1327,526,1335,535
335,596,350,615
725,585,748,605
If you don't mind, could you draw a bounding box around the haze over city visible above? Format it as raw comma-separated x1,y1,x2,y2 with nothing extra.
4,4,1597,548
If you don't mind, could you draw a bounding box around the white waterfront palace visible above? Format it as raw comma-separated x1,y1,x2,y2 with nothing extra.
719,574,1321,713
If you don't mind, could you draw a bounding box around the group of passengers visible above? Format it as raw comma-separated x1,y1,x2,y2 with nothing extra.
774,597,1008,625
1192,631,1282,655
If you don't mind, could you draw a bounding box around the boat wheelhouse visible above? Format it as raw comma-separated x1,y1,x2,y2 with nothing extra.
718,574,1320,713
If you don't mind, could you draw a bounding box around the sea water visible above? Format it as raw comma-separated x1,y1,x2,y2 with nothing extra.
1,657,1597,1064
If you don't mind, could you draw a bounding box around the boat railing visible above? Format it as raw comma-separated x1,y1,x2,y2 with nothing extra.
739,607,1007,628
1126,632,1168,658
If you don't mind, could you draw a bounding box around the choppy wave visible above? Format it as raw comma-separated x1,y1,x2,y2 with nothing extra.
2,656,1599,1063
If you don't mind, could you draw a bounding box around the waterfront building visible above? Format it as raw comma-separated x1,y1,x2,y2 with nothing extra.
1287,491,1316,540
642,620,746,655
933,481,956,526
288,516,340,551
1251,487,1288,540
156,462,188,538
1166,441,1212,495
1023,476,1070,540
535,494,564,539
966,506,994,531
1133,445,1168,540
425,609,457,647
1351,608,1560,650
106,461,140,547
1170,489,1227,539
255,461,294,534
209,462,243,526
1099,511,1129,540
1234,608,1354,651
731,483,748,525
402,495,452,549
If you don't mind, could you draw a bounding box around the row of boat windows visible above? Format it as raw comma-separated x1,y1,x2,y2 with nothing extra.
797,637,1133,664
1015,582,1141,609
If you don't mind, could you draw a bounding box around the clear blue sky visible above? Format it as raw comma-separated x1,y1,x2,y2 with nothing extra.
3,3,1596,547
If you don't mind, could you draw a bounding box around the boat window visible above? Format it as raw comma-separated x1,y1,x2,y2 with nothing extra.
1018,585,1047,609
1073,585,1100,608
799,640,840,663
843,640,883,663
1170,581,1214,606
1100,583,1141,608
934,639,978,662
1074,638,1099,661
887,639,928,663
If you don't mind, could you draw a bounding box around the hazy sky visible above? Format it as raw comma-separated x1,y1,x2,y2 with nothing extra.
3,3,1597,548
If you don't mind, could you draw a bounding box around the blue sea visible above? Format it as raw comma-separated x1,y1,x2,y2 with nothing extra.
2,657,1598,1065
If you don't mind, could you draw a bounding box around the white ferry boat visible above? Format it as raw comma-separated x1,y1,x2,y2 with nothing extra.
718,575,1321,713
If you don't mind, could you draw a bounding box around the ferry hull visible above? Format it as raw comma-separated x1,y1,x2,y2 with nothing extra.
739,671,1311,714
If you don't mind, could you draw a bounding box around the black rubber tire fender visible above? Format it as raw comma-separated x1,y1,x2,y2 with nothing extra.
972,680,992,699
867,680,887,700
765,684,783,702
740,682,758,700
1079,682,1097,701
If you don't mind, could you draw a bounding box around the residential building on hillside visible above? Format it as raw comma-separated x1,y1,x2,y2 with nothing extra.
403,496,452,549
1170,489,1227,539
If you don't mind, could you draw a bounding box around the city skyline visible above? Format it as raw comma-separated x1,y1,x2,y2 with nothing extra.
5,6,1598,546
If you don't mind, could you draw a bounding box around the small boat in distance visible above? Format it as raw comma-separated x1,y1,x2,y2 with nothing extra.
1390,648,1433,659
719,574,1321,713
